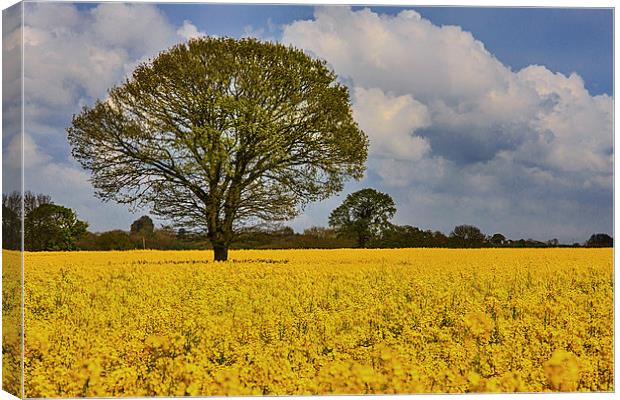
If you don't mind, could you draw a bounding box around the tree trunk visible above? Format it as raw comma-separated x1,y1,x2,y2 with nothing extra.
213,243,229,261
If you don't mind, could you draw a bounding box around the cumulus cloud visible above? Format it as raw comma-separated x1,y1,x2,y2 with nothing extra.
284,7,509,103
177,20,206,40
9,3,199,231
352,87,431,161
22,3,185,109
283,7,612,241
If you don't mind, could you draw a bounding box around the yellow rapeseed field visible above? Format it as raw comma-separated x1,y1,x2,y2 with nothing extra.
8,248,614,396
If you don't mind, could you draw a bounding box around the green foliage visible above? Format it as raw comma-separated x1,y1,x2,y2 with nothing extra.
24,204,88,251
3,191,52,250
374,225,449,248
2,204,20,250
489,233,507,246
93,230,135,251
449,225,486,248
231,225,354,249
130,215,155,235
329,188,396,248
586,233,613,247
67,37,368,261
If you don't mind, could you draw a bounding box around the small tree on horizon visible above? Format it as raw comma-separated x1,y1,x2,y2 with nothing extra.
130,215,155,236
450,224,485,247
489,233,506,246
329,188,396,248
586,233,613,247
67,37,368,261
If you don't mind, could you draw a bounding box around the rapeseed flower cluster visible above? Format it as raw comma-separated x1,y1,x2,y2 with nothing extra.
7,248,613,396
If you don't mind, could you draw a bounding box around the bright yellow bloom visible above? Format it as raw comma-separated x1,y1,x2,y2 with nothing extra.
8,248,612,396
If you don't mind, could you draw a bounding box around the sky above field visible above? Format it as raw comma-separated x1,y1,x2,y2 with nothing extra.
3,2,613,243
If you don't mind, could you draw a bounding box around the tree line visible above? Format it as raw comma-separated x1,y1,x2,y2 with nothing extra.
3,190,612,252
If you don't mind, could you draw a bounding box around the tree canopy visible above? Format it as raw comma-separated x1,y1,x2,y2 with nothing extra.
24,203,88,251
3,191,53,250
67,37,368,260
329,188,396,248
450,225,485,247
130,215,155,235
586,233,613,247
489,233,507,246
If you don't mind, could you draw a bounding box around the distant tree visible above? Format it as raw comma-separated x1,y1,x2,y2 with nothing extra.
3,191,53,250
273,226,295,236
76,231,99,251
450,225,485,247
546,238,559,247
374,224,413,248
303,226,337,240
431,230,449,247
525,238,546,248
96,230,135,251
2,191,21,217
148,226,183,250
586,233,613,247
489,233,506,246
2,206,20,250
23,191,51,216
130,215,155,235
329,188,396,248
2,193,20,250
67,37,368,261
24,204,88,251
157,225,178,239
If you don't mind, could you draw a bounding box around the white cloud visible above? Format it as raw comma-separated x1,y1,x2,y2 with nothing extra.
352,87,431,161
283,7,509,104
177,20,206,40
20,134,51,168
282,7,612,241
282,7,612,181
12,3,204,231
89,3,178,56
22,3,188,109
516,65,613,173
24,159,145,232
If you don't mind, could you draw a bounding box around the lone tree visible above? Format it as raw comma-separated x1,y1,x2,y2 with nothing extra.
68,37,368,261
329,188,396,248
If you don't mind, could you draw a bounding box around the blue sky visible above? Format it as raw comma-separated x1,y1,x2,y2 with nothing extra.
5,3,613,243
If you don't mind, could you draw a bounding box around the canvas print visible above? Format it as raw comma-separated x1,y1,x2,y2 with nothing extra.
2,2,614,397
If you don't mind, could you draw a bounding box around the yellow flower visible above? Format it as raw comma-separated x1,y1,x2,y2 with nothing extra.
544,350,580,391
11,248,612,396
